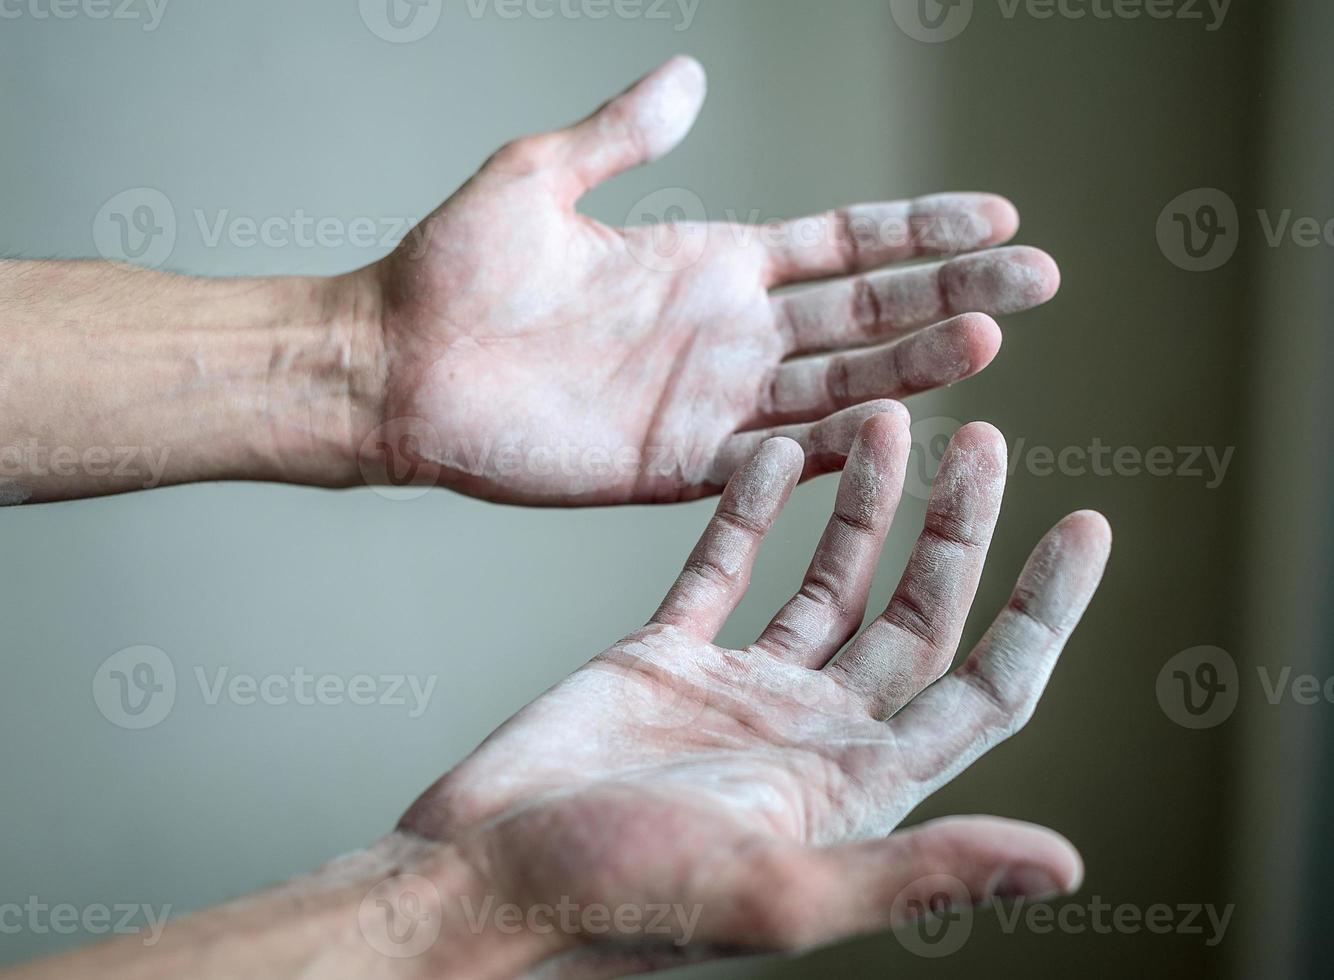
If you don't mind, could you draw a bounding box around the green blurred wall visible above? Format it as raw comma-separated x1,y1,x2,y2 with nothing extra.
0,2,1287,977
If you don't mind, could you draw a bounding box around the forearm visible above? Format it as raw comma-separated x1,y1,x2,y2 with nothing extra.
0,261,387,503
4,833,553,980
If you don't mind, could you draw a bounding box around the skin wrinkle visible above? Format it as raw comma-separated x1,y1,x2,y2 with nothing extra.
23,410,1105,976
766,194,1004,283
758,314,994,427
8,53,1107,972
363,56,1058,507
776,245,1055,357
416,416,1077,863
830,425,1008,716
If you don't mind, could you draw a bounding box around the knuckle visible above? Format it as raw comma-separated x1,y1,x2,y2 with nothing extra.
824,354,853,406
965,664,1036,738
683,553,742,592
740,856,821,950
883,590,948,653
850,275,883,326
487,134,559,174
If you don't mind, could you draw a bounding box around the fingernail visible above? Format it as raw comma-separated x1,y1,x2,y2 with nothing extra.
992,866,1063,901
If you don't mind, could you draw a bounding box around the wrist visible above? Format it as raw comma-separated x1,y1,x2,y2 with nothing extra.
351,831,563,980
268,268,389,489
7,832,554,980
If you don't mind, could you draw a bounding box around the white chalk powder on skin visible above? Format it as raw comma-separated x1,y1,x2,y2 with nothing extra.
0,480,31,506
628,56,708,163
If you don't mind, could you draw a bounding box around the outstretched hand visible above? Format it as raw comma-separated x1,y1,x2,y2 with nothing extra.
363,57,1060,505
396,408,1111,976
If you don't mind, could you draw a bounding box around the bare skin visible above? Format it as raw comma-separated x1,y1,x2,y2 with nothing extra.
10,413,1111,978
0,56,1057,504
371,55,1058,503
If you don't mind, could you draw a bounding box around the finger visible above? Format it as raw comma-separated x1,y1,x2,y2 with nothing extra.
526,949,736,980
652,437,803,638
718,817,1081,952
755,409,911,667
830,423,1008,718
707,400,903,492
774,246,1059,356
555,55,707,203
828,817,1083,936
762,192,1020,288
887,511,1113,797
745,314,1001,429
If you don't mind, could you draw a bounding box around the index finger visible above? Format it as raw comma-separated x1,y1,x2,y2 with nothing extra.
762,193,1020,287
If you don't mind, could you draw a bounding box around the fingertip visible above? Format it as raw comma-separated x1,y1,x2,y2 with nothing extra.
1061,509,1114,558
1010,245,1061,306
952,420,1010,469
851,405,912,465
756,435,806,480
953,311,1003,371
1001,822,1085,895
636,55,708,161
1018,511,1113,624
954,246,1058,314
663,54,707,93
1064,843,1086,894
977,193,1021,244
723,437,804,518
893,816,1085,906
863,399,911,433
915,192,1018,252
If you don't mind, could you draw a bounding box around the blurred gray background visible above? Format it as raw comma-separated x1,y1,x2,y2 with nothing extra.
2,1,1330,977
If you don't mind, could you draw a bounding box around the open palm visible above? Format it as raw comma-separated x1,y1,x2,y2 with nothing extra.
365,57,1059,505
398,409,1112,976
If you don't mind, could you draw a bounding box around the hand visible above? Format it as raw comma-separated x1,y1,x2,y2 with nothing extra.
361,57,1060,505
397,408,1112,976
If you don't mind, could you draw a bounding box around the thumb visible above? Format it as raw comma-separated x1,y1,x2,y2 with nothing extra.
558,56,707,200
835,816,1084,939
733,816,1083,953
